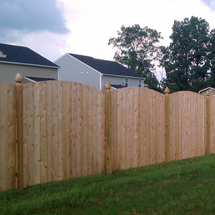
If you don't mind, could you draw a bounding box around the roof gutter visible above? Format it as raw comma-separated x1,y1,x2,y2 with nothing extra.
0,60,59,69
102,73,143,79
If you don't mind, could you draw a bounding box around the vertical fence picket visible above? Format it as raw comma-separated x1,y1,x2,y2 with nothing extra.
105,82,112,173
206,91,211,155
165,87,170,162
1,75,215,192
15,73,23,189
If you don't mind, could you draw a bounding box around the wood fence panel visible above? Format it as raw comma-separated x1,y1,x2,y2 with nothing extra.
197,94,205,156
33,83,41,185
141,89,147,166
22,81,106,187
71,82,77,177
40,82,47,184
92,86,96,174
82,84,88,176
76,83,82,177
7,84,16,189
52,81,58,181
46,81,54,182
1,79,213,192
85,85,91,176
210,95,215,154
111,88,117,170
62,81,72,179
170,93,176,161
157,90,165,163
190,93,197,157
111,88,165,171
1,82,8,190
0,82,3,191
57,82,63,181
182,92,189,159
145,89,150,166
169,92,205,161
23,83,34,188
0,82,16,191
149,89,154,164
133,87,140,168
98,89,106,174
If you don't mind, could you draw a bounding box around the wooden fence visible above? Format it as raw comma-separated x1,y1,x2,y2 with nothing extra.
0,74,214,191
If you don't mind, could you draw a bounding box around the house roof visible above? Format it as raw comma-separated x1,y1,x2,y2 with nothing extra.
111,84,126,89
69,53,142,78
0,43,59,68
24,76,56,82
198,87,215,94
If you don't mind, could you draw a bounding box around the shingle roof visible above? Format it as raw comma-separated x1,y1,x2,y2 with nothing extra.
0,43,59,68
69,54,142,78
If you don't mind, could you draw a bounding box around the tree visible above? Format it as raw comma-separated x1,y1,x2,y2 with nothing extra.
108,24,163,91
160,16,210,93
207,29,215,87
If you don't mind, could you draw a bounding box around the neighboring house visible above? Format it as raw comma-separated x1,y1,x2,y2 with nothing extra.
198,87,215,96
0,43,59,84
55,53,144,90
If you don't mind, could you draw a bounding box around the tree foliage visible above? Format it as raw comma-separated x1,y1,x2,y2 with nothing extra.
207,29,215,87
108,24,163,91
160,16,212,93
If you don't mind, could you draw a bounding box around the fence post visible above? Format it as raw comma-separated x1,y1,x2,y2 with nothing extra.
15,73,23,189
206,90,211,155
105,82,112,173
165,87,170,162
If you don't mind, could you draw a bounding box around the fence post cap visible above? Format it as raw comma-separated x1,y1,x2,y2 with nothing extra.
165,87,170,94
206,90,210,97
15,73,23,84
105,82,111,91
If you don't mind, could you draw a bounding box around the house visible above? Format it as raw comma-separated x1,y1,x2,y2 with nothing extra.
198,87,215,96
0,43,59,84
55,53,144,90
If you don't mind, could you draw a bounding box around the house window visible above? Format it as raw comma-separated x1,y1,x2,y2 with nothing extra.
138,80,141,87
125,78,128,87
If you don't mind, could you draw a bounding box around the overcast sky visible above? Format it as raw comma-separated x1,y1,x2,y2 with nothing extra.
1,0,215,79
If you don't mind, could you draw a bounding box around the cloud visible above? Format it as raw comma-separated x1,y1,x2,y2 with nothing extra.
0,0,69,41
201,0,215,10
60,0,215,60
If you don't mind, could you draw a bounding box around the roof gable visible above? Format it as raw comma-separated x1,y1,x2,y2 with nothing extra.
69,53,142,78
0,43,59,68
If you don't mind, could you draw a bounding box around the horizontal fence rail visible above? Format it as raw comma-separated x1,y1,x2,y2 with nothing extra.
0,74,213,191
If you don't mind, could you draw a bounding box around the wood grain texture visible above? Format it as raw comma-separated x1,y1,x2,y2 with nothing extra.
0,82,16,191
111,88,165,171
1,80,212,192
169,92,205,160
210,95,215,154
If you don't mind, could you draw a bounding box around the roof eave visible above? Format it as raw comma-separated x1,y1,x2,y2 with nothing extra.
102,73,143,79
0,60,59,69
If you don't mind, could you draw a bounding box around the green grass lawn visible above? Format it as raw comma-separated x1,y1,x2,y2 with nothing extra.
1,155,215,215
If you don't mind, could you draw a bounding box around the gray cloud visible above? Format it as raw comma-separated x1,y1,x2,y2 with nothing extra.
0,0,69,37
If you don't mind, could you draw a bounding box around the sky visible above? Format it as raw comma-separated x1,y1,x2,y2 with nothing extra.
1,0,215,79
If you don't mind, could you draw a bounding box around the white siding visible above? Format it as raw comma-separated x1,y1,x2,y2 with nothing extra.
55,54,101,89
0,63,58,85
102,75,143,91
